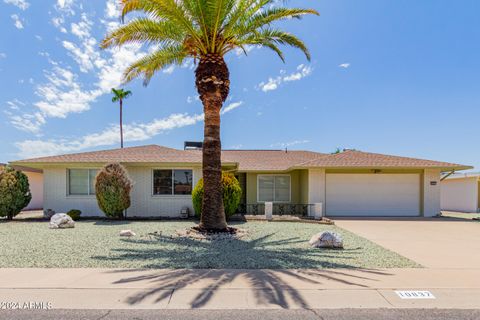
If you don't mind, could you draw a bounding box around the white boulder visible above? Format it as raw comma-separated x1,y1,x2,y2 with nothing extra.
309,231,343,249
49,213,75,229
120,230,136,237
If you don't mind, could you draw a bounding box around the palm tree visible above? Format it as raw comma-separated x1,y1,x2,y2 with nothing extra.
101,0,318,232
111,88,132,149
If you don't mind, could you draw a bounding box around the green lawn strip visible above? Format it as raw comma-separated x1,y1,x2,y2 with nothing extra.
0,220,419,269
441,212,480,220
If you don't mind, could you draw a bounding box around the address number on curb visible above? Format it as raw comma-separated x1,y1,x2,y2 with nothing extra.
395,290,435,299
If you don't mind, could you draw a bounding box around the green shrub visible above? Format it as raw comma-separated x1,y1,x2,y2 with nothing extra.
0,166,32,220
192,172,242,219
95,163,133,219
67,209,82,221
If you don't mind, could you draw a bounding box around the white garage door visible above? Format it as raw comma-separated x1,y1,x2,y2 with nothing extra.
326,174,420,217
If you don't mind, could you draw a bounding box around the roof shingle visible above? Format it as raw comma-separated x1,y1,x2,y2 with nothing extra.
11,145,471,171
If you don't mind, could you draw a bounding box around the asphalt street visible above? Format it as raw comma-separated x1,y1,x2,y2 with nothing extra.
1,309,480,320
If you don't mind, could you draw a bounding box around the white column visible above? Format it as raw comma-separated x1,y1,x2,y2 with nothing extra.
265,202,273,220
312,203,323,220
423,169,441,217
308,169,326,217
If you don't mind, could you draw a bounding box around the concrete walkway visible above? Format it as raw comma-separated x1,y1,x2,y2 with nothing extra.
1,268,480,309
334,218,480,268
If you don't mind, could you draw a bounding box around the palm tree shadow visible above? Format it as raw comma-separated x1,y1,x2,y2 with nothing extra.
93,230,393,308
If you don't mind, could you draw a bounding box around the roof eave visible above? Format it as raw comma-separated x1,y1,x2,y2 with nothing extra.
291,165,473,171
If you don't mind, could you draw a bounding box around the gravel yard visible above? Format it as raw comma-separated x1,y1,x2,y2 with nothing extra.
0,220,419,269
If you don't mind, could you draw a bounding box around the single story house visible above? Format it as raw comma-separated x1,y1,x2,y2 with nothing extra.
441,173,480,213
10,144,470,218
0,163,43,210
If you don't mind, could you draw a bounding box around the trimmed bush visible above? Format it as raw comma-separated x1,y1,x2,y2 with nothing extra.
67,209,82,221
192,172,242,219
95,163,133,219
0,166,32,220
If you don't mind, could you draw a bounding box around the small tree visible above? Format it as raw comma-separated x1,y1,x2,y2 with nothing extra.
192,172,242,219
0,166,31,220
95,163,133,219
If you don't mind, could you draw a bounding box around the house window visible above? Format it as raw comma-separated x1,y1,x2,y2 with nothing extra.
258,175,291,202
153,169,193,195
68,169,98,195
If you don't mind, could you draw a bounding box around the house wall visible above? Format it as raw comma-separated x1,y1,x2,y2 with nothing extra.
245,170,308,204
423,169,441,217
43,165,201,217
127,166,201,218
441,177,479,213
24,172,43,210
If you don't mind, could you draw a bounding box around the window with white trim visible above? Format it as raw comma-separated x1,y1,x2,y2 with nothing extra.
68,169,98,195
153,169,193,195
258,175,291,202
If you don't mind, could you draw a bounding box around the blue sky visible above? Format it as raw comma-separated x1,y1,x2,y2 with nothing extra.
1,0,479,170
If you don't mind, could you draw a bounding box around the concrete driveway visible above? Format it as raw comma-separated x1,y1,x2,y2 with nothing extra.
334,218,480,268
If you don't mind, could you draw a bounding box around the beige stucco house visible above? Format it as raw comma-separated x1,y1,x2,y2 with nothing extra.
441,173,480,213
10,145,470,218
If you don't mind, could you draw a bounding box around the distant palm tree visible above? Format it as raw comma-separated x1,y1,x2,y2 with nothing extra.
111,88,132,149
101,0,318,231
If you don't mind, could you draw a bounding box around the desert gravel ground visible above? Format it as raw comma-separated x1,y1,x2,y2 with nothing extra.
0,220,419,269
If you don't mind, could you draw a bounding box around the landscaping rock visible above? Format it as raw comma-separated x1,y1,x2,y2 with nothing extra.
309,231,343,249
49,213,75,229
44,209,56,219
119,230,136,237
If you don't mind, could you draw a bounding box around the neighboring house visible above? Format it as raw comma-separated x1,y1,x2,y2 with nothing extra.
0,163,44,210
10,144,470,218
441,173,480,213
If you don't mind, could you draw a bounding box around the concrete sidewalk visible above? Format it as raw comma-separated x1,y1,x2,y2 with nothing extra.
1,268,480,309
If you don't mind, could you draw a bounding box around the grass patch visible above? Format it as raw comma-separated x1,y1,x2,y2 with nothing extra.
0,220,419,269
441,211,480,220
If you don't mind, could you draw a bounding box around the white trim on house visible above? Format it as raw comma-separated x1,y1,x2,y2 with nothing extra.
257,174,292,203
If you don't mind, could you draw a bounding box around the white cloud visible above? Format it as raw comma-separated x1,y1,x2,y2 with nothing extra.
3,100,44,134
11,14,24,29
9,112,45,134
105,0,120,19
234,45,256,56
162,65,175,74
23,7,146,131
15,101,243,158
35,35,42,41
270,139,310,148
258,64,313,92
4,0,29,10
55,0,74,15
186,95,200,104
220,101,243,115
34,66,101,118
228,144,243,150
339,63,350,69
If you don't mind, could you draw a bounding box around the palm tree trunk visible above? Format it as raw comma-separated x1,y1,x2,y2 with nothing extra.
195,54,230,231
120,99,124,149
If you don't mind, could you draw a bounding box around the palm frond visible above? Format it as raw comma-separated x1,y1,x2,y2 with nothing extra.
101,18,185,49
238,28,311,61
102,0,318,84
123,45,188,85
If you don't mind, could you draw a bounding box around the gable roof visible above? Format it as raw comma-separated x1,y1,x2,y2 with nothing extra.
295,150,469,170
10,145,471,172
